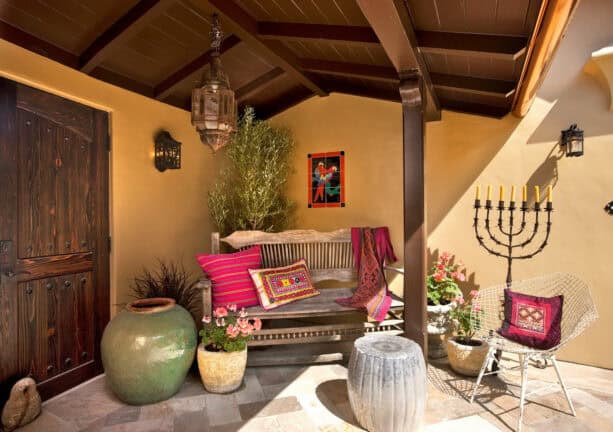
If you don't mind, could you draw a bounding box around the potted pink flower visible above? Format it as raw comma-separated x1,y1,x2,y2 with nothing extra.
446,290,488,376
426,252,467,359
197,305,261,393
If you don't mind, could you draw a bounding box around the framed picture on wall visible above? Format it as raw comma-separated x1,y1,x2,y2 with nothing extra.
308,151,345,208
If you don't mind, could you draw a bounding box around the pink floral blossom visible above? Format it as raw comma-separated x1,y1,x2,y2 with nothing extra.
253,318,262,331
434,271,445,283
469,290,478,298
215,317,225,327
455,296,465,305
239,308,247,318
227,304,238,312
202,315,211,324
213,306,228,318
440,251,452,263
474,304,481,312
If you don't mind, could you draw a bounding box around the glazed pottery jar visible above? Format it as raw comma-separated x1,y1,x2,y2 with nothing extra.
101,298,197,405
197,344,247,393
446,337,490,377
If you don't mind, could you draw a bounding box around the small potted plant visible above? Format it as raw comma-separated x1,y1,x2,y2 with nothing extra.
197,305,262,393
446,290,489,376
426,252,466,359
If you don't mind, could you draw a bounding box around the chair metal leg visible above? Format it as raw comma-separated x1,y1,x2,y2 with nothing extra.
517,354,529,432
552,356,576,416
470,346,495,403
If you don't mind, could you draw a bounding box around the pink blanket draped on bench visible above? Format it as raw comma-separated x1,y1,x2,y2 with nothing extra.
335,227,397,321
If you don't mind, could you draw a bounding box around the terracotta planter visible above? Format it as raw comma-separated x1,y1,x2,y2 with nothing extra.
101,298,197,405
427,302,457,359
197,344,247,393
447,337,489,377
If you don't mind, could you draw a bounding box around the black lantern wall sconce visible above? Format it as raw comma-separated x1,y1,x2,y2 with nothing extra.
561,124,584,157
605,201,613,215
154,130,181,172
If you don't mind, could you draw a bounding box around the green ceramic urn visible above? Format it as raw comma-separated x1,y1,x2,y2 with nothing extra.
101,298,197,405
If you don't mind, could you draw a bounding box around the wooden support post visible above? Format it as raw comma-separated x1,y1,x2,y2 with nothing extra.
400,77,427,358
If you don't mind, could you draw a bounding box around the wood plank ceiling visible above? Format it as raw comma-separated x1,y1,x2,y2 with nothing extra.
0,0,550,119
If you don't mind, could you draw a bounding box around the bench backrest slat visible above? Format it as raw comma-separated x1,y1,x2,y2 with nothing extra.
213,230,357,283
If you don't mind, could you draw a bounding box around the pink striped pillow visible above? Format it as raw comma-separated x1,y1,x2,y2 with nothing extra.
196,245,262,308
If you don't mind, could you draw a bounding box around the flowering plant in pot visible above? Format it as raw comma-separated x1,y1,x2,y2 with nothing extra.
197,305,262,393
446,290,488,376
426,252,466,359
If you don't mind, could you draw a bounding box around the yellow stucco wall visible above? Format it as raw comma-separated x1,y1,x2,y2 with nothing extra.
271,0,613,368
0,39,218,316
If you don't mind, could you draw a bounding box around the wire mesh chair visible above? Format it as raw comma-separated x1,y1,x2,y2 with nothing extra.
469,273,598,432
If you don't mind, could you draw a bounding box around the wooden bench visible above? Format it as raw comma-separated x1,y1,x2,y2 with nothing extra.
198,229,405,365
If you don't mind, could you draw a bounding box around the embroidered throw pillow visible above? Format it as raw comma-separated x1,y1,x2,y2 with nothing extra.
498,289,564,350
196,245,262,309
248,259,320,310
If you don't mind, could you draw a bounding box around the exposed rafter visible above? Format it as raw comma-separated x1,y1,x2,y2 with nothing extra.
208,0,327,97
0,20,78,68
80,0,175,73
256,87,315,119
90,67,154,97
439,98,510,118
431,73,516,98
355,0,440,120
258,22,379,44
325,81,401,103
416,31,527,60
299,59,398,82
154,35,241,100
236,67,285,102
513,0,580,117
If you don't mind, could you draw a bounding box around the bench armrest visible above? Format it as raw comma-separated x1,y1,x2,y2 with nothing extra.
196,277,212,318
384,266,404,275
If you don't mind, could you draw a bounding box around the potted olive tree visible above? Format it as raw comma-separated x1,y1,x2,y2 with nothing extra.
447,290,488,376
197,305,262,393
426,252,466,359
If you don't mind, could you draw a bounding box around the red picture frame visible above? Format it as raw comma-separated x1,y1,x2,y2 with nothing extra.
308,151,345,208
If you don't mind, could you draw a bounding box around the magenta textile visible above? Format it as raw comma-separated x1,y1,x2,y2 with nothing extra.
196,245,262,308
336,227,397,321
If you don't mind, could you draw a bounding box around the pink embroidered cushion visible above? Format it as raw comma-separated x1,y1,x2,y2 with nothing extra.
497,289,564,350
248,259,320,310
196,245,262,308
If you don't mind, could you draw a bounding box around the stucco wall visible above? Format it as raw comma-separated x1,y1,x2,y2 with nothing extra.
0,39,218,316
271,0,613,368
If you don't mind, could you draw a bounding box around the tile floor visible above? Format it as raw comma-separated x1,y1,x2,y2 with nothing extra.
21,356,613,432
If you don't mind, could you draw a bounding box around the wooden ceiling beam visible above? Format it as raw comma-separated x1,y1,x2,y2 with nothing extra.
326,81,401,103
431,73,516,98
79,0,175,74
0,20,78,68
89,67,154,97
153,35,241,100
356,0,440,119
255,86,315,119
300,59,398,82
513,0,580,117
416,31,528,60
235,67,285,102
257,22,379,44
208,0,327,97
439,98,510,118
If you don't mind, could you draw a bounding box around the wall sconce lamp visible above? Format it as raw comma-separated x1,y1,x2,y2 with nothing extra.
154,130,181,172
605,201,613,215
561,124,584,157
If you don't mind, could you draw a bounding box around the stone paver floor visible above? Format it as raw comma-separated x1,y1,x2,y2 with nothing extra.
22,355,613,431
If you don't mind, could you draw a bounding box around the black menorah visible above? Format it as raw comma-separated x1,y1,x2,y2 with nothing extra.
473,186,553,286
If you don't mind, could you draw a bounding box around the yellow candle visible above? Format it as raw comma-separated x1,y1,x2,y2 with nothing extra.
547,185,552,202
535,185,540,203
475,185,481,200
499,185,505,201
522,185,527,202
487,185,492,200
511,185,516,202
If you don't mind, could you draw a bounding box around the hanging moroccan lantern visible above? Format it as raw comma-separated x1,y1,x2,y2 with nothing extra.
191,14,236,152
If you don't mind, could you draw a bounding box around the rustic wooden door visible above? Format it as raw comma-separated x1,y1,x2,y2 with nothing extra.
0,78,110,401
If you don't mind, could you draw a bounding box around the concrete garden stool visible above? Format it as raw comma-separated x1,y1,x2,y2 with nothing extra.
347,334,427,432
